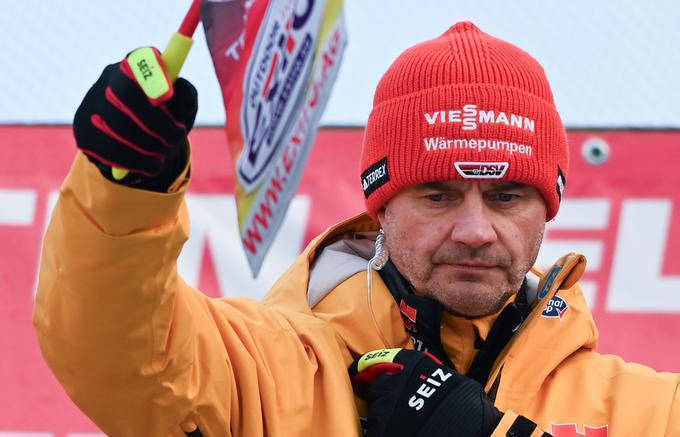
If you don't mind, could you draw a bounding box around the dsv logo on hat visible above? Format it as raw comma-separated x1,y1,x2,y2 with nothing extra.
238,0,321,192
454,162,509,179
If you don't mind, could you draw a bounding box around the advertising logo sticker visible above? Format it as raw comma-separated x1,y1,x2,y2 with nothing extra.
454,162,509,179
239,0,322,191
542,295,570,320
362,157,389,197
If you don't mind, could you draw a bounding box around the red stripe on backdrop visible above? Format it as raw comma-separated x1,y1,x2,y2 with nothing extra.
0,126,679,435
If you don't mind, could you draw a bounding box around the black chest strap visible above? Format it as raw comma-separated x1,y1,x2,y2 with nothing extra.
378,260,454,368
378,259,531,385
466,290,530,385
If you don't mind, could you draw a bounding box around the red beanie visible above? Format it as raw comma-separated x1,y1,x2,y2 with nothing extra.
360,22,568,220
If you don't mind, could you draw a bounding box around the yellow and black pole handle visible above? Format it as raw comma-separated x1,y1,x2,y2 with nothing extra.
111,0,201,180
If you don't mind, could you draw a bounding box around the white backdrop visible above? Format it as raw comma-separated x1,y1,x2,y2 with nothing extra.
1,0,679,127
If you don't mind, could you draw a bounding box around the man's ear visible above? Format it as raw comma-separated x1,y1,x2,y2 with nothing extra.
376,206,387,228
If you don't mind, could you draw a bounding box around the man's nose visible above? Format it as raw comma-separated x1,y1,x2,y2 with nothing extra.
449,198,498,248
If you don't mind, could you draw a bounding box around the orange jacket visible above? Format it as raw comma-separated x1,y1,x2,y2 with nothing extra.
35,154,680,436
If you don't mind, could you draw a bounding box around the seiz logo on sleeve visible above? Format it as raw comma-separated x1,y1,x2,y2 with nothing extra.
408,368,452,411
552,423,608,436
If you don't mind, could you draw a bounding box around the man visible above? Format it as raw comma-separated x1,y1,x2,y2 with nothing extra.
34,22,679,436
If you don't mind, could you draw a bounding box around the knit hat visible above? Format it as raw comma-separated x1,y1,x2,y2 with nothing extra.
360,22,568,220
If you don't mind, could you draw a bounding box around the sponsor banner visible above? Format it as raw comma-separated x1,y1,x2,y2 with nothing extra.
202,0,347,276
1,126,680,434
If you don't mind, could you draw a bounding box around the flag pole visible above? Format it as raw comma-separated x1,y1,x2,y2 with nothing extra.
164,0,202,80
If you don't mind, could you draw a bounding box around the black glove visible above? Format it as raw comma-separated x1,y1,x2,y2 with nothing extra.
73,47,198,191
349,348,502,437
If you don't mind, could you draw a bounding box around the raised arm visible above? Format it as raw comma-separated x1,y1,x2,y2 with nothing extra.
33,49,361,437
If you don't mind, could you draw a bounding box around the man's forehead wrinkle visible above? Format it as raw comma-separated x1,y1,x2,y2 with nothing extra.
487,181,530,190
415,181,459,191
411,181,530,191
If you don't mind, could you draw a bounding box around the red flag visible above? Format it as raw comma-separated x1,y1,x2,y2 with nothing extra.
202,0,347,276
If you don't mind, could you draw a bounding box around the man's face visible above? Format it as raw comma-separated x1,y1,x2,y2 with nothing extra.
377,180,547,318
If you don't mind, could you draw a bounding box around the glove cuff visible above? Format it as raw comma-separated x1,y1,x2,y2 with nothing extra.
89,138,190,192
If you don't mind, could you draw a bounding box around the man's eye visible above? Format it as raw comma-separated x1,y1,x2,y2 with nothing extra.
491,193,519,202
426,193,446,202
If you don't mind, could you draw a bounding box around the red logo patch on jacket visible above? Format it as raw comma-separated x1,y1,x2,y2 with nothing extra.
552,423,608,436
399,299,417,332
